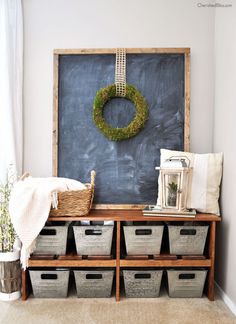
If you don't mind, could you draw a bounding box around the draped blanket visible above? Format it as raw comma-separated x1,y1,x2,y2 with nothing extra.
9,176,86,269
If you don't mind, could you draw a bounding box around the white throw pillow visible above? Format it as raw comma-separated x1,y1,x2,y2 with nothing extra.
157,149,223,215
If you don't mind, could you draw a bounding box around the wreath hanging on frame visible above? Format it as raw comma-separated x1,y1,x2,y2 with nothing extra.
93,84,148,141
93,49,149,141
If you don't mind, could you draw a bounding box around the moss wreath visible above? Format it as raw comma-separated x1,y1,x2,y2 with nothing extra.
93,84,148,141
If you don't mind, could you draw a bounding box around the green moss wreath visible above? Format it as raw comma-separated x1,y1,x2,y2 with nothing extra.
93,84,148,141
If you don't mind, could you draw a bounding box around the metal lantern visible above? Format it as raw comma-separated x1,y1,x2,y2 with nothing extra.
156,156,191,212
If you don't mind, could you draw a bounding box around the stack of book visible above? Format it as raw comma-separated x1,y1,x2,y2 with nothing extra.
142,205,196,218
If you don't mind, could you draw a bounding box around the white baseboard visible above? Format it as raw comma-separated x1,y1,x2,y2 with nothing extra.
215,282,236,316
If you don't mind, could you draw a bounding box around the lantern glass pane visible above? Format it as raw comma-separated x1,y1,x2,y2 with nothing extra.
180,170,189,209
164,173,179,208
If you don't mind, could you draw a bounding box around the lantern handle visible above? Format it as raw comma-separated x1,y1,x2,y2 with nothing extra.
168,156,190,168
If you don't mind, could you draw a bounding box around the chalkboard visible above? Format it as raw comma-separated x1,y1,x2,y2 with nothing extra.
54,49,190,206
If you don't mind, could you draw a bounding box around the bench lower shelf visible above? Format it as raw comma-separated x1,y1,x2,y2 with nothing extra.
27,258,211,268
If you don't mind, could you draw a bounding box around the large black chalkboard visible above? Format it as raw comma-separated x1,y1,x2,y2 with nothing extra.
57,52,186,204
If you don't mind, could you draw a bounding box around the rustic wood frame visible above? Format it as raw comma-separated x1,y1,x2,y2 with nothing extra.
53,48,190,209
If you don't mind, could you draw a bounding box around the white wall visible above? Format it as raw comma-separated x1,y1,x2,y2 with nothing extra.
23,0,215,176
214,5,236,307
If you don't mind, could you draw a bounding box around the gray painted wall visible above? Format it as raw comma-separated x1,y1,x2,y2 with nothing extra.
214,4,236,308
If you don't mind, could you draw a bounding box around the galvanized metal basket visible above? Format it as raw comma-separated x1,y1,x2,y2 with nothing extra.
123,225,164,255
29,269,70,298
73,224,114,255
167,268,207,298
168,224,209,255
34,224,69,255
123,270,163,298
74,270,114,298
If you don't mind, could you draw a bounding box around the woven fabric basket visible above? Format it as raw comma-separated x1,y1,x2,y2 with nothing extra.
49,170,96,217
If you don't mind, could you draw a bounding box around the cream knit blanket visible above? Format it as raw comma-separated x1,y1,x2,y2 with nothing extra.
9,176,86,269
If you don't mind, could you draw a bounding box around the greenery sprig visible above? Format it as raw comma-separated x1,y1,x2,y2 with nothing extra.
93,84,148,141
0,167,16,252
167,182,178,193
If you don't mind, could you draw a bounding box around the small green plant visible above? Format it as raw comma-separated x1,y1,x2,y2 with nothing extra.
167,182,178,207
167,182,178,193
0,168,16,252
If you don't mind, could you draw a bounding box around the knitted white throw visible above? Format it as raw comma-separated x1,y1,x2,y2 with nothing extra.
9,176,86,269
